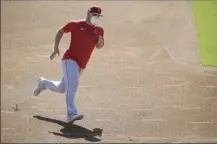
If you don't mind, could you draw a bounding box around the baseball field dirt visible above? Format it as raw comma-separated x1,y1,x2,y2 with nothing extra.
1,1,217,143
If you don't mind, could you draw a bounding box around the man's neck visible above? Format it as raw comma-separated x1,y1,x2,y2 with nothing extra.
85,19,92,26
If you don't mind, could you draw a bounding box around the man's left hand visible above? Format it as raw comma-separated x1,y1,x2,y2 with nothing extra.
96,35,104,49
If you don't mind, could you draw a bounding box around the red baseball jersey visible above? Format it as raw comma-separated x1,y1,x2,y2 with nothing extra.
62,19,104,69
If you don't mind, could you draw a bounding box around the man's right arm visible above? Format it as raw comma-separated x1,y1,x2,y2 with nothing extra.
49,28,64,60
50,21,76,60
54,29,64,52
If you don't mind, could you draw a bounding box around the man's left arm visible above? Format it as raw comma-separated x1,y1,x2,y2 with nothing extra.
95,27,104,49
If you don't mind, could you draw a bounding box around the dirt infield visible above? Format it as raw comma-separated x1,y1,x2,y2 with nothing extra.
1,1,217,143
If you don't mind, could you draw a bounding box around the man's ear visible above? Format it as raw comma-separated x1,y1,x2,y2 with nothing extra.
87,11,91,17
87,11,92,20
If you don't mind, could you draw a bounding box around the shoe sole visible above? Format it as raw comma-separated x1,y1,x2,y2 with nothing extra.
33,77,43,96
33,88,38,96
67,115,84,124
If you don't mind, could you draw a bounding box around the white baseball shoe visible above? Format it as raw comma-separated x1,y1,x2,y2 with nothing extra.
33,77,45,96
67,114,84,124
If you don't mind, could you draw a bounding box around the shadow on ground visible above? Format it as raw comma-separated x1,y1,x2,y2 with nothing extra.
33,115,103,142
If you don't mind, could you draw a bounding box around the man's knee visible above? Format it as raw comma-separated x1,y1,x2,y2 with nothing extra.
58,84,65,93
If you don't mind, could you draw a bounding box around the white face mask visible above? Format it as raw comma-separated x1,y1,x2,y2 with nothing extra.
90,16,99,25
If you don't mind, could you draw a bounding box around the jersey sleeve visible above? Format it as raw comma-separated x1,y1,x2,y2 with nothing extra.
62,21,76,33
98,27,104,37
96,26,104,41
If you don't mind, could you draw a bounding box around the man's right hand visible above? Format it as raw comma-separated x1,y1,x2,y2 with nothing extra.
50,28,64,60
49,48,60,60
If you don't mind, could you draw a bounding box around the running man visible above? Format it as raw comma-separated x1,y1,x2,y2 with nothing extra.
33,6,104,124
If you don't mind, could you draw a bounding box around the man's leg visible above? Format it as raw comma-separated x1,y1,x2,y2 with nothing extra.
62,59,83,123
33,76,65,96
43,77,65,93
